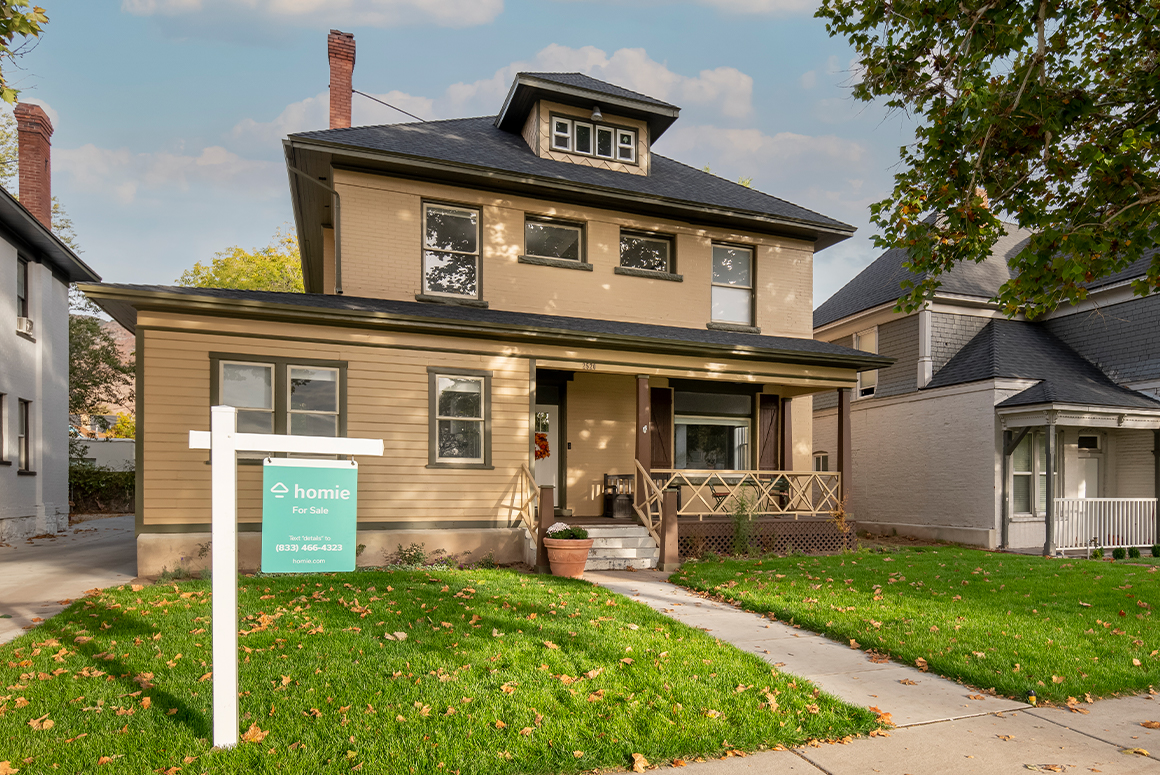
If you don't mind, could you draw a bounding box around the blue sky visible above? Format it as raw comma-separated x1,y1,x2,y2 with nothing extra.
13,0,913,306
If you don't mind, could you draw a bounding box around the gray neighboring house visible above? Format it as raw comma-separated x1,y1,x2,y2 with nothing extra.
0,103,101,542
812,225,1160,553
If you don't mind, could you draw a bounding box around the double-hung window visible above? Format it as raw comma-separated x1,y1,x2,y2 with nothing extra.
16,258,28,319
620,231,673,273
429,368,491,468
673,389,752,471
422,203,480,299
214,356,345,457
1012,432,1056,516
17,399,30,472
550,117,636,163
854,327,878,397
0,393,6,464
711,244,754,326
524,218,583,262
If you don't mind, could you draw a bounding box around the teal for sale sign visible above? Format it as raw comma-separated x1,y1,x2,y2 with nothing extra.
262,459,358,573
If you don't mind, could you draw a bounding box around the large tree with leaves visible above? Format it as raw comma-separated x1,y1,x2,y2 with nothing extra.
818,1,1160,318
176,226,304,292
0,1,46,104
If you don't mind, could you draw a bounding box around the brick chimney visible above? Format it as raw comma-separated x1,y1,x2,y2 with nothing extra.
15,103,53,230
328,29,355,129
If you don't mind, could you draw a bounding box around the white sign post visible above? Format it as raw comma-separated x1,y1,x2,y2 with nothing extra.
189,405,384,748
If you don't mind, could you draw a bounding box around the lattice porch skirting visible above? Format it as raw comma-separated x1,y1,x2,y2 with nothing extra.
677,518,855,558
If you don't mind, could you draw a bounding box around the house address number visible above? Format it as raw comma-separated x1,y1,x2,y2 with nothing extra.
582,361,597,371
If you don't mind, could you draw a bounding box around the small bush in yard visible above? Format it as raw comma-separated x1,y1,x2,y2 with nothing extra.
1112,547,1127,560
1090,547,1104,560
1128,547,1141,559
1153,545,1160,558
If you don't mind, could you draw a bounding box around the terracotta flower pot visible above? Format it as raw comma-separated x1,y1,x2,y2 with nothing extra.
543,537,594,579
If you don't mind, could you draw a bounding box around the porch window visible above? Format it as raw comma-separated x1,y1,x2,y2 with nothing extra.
814,453,829,472
423,203,480,299
854,327,878,397
525,219,583,262
620,232,672,273
1011,432,1056,515
675,418,750,470
711,244,753,325
429,368,492,468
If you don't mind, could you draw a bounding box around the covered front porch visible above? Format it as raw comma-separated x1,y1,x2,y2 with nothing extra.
998,403,1160,554
521,363,863,570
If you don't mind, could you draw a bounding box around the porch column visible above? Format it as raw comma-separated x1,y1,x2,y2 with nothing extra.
536,485,553,574
781,397,793,470
1043,420,1056,556
837,388,852,503
1154,429,1159,543
658,490,680,571
635,375,651,506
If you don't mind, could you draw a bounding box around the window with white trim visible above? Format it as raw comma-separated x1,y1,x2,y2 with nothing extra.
711,244,754,325
814,453,829,472
16,258,28,319
429,370,491,467
1011,432,1057,516
854,327,878,397
17,399,31,472
550,117,637,163
422,203,480,299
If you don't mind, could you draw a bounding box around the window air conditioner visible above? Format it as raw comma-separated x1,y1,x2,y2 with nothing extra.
16,316,33,336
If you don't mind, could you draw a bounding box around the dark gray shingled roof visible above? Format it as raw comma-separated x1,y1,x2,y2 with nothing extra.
83,283,890,370
519,72,679,109
1086,247,1159,290
814,223,1032,328
924,318,1160,410
292,117,851,234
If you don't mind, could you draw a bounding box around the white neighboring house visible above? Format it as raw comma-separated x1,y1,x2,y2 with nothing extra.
0,103,101,542
813,224,1160,554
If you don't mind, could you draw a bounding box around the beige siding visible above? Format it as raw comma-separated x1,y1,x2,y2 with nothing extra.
521,104,538,154
334,169,816,337
565,372,637,517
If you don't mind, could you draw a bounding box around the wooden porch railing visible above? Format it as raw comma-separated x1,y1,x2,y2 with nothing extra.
1053,498,1158,550
633,460,842,542
517,463,540,534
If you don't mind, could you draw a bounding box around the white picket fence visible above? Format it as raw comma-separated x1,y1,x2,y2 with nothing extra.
1053,498,1158,550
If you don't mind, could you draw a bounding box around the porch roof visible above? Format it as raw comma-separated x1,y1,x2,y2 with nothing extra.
80,283,892,372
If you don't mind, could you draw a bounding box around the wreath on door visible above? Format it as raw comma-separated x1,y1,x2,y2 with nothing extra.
534,433,551,460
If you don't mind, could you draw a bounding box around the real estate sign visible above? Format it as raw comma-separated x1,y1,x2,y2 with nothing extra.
261,458,358,573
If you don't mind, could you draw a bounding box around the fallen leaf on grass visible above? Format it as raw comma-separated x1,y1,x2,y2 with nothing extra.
27,714,53,731
572,751,584,758
672,760,686,767
494,720,506,729
97,756,124,765
0,762,18,774
632,753,649,772
519,727,533,736
915,658,929,672
241,723,269,743
868,706,893,726
1052,676,1064,684
1133,659,1142,667
197,672,212,682
542,641,558,650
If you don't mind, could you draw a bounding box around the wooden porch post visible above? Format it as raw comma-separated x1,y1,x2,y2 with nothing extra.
658,490,680,571
781,397,793,470
536,485,553,574
1044,419,1056,556
635,375,651,505
1153,429,1159,545
837,388,852,503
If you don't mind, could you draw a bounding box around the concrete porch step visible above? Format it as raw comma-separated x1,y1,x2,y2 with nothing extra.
589,546,661,560
585,557,657,571
580,525,651,538
590,536,656,550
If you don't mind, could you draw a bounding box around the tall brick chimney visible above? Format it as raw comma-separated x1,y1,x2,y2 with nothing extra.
328,30,355,130
15,103,53,230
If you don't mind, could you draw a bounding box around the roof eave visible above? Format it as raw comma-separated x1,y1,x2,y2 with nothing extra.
495,74,681,140
0,189,100,283
78,284,892,373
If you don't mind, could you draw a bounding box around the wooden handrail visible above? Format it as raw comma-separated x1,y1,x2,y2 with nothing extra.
643,468,841,520
518,463,540,533
632,459,663,543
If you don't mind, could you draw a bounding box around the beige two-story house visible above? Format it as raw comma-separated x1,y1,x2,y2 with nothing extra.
84,32,887,575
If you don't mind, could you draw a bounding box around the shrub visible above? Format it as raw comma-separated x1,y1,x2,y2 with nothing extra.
1112,547,1127,560
395,542,427,565
69,463,134,514
1090,548,1104,560
1128,547,1141,559
1153,545,1160,558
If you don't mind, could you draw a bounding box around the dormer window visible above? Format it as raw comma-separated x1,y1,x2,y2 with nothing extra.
550,116,636,163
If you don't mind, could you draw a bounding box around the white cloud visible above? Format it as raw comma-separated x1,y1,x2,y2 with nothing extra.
799,70,816,90
660,125,867,174
230,90,435,147
121,0,503,28
561,0,813,14
56,143,283,204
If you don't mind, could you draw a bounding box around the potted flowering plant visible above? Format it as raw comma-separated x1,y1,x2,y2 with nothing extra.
543,522,594,578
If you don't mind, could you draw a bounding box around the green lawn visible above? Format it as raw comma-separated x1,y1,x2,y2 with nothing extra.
673,549,1160,704
0,569,878,774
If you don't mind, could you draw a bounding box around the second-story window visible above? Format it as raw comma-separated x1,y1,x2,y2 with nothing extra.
854,327,878,397
711,244,754,326
17,258,28,318
525,218,582,262
620,232,672,273
17,399,31,472
423,203,480,299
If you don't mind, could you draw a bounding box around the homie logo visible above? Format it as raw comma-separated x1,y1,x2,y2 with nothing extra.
270,482,289,499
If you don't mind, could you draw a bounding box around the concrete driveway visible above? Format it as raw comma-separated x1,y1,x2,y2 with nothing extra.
0,514,136,644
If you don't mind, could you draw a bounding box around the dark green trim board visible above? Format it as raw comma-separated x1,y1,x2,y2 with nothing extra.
135,326,145,537
427,366,493,469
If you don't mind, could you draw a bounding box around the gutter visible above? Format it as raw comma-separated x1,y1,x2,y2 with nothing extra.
78,284,894,373
286,164,343,295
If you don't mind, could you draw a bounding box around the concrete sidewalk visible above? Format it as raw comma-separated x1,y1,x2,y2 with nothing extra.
587,569,1160,774
0,514,136,644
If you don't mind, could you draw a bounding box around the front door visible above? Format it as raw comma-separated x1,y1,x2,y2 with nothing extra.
534,404,558,489
1078,457,1100,498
